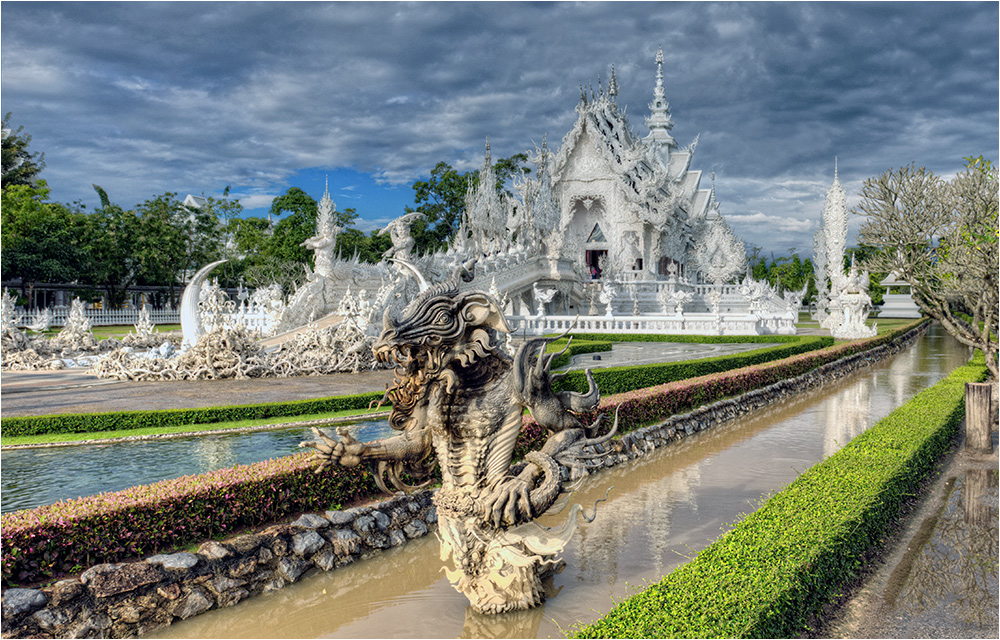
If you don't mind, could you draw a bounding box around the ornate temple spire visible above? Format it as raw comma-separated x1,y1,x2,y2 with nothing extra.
823,160,848,282
608,66,619,101
645,46,677,148
317,175,337,233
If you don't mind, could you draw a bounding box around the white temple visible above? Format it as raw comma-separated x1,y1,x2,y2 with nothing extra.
453,48,794,335
186,49,798,345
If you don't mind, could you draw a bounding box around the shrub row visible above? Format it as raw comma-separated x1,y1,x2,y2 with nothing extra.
1,322,923,585
1,453,383,586
575,351,987,639
1,391,386,438
553,336,834,396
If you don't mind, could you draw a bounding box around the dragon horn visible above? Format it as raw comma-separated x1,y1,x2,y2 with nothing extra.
556,368,601,413
388,258,429,292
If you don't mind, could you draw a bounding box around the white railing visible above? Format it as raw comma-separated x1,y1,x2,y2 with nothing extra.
16,307,180,328
506,312,796,337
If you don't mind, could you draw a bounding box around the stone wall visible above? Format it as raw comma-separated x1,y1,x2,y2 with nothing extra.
1,323,928,639
1,491,436,639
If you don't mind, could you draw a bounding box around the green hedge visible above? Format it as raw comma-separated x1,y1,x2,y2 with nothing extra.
553,336,834,396
575,351,988,639
1,391,385,438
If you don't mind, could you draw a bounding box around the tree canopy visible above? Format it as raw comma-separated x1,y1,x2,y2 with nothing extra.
856,157,999,380
1,113,45,189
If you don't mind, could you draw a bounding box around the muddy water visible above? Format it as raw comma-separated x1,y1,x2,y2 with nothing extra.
152,325,969,639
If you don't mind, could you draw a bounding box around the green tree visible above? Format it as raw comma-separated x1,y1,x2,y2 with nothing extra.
406,153,529,254
856,158,999,380
1,182,87,307
267,187,319,264
133,193,189,303
81,186,146,308
1,113,45,188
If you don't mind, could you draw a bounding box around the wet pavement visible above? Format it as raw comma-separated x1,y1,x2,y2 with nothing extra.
0,368,398,417
819,429,999,639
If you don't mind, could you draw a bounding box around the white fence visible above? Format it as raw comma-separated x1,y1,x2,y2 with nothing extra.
16,307,180,328
506,312,797,337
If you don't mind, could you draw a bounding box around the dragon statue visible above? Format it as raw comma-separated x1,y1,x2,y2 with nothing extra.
301,261,614,613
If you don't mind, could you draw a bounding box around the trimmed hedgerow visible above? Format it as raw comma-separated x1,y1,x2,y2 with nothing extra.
1,391,386,438
552,336,834,396
1,453,383,586
574,351,988,639
0,322,925,586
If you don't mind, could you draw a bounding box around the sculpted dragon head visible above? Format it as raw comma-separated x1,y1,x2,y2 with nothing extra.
374,260,512,431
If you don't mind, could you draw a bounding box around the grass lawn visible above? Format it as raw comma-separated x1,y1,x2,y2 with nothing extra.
30,324,181,339
795,316,920,336
0,404,388,447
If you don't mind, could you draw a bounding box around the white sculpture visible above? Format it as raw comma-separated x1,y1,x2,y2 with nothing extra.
301,183,342,279
818,162,849,330
831,255,877,339
27,308,53,333
381,212,425,262
599,283,617,317
664,289,693,315
133,306,156,339
532,283,558,317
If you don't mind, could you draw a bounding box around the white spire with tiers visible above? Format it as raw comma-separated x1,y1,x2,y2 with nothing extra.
645,47,677,150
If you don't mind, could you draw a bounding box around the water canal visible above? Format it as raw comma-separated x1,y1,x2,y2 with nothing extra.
150,324,971,639
0,420,396,514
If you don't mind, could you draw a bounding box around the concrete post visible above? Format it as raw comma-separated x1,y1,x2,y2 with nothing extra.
965,382,993,453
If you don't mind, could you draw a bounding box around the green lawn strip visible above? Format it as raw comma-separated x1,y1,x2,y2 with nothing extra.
1,405,388,447
552,336,833,396
1,390,387,438
574,352,988,639
34,324,181,339
870,318,917,335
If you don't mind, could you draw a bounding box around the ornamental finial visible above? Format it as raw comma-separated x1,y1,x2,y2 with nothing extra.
609,65,619,98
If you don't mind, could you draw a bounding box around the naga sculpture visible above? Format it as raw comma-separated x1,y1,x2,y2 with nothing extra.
301,261,614,613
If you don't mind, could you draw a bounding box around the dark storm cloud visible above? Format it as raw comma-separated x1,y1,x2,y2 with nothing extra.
2,1,996,255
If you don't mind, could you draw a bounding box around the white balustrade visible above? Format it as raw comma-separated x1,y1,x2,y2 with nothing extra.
506,313,795,337
17,307,180,328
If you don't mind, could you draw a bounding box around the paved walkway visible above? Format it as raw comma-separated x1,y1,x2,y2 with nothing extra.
0,368,397,417
0,339,775,418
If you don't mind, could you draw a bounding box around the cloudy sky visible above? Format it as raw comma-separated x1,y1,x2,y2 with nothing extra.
3,1,997,257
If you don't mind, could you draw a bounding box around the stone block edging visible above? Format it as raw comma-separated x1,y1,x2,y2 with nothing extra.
1,491,436,638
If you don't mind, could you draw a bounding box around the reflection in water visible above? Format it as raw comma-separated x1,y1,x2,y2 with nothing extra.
0,419,394,513
152,325,972,639
890,469,999,633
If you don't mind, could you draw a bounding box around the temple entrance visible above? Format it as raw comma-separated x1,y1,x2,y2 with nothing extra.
585,249,608,279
